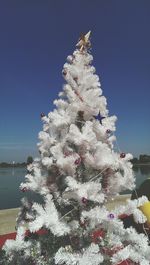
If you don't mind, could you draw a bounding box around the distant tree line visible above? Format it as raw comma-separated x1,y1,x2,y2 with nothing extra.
0,156,33,168
0,155,150,167
131,155,150,165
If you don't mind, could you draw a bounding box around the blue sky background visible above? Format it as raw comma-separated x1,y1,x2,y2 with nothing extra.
0,0,150,162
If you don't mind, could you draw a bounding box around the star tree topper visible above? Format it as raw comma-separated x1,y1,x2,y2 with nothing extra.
76,31,91,51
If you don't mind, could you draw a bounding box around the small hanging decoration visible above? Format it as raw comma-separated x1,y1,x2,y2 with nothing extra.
21,187,28,192
73,76,78,82
82,197,87,204
75,157,81,165
94,112,105,124
120,153,126,158
106,129,111,134
108,213,115,219
64,151,72,157
40,113,45,118
62,69,67,76
79,219,87,228
67,55,74,64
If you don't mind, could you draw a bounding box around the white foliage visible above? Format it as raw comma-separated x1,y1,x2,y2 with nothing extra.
50,143,79,175
20,166,48,195
111,243,150,265
28,194,70,236
53,99,69,110
67,121,97,151
93,142,116,169
48,109,71,128
3,226,31,255
42,157,53,168
101,115,117,132
4,37,150,265
55,243,103,265
63,176,105,204
81,206,109,229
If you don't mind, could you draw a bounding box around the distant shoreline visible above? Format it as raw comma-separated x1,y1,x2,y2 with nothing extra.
133,163,150,166
0,163,150,168
0,163,27,168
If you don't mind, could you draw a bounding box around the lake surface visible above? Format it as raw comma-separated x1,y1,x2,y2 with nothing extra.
0,166,150,210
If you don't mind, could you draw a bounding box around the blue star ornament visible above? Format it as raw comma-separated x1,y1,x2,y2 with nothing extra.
94,112,105,124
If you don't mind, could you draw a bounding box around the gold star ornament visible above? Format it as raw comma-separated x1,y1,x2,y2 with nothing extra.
76,31,91,52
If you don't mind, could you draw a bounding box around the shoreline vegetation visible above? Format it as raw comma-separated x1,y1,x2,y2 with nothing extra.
131,154,150,166
0,156,33,168
0,155,150,168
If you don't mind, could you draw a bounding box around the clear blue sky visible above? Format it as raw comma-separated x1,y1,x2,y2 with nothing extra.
0,0,150,162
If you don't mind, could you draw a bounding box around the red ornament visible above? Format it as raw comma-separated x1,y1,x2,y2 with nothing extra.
79,219,87,228
120,152,126,158
82,197,87,204
91,229,105,243
106,129,111,134
119,213,129,219
73,77,78,82
21,187,28,192
62,69,67,76
75,157,81,165
40,113,45,118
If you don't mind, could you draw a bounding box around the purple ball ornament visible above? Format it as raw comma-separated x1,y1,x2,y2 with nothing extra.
108,213,115,219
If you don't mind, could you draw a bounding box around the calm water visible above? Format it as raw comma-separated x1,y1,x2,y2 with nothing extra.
0,166,150,210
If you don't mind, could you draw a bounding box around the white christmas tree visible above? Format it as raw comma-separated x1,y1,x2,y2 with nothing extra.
2,32,150,265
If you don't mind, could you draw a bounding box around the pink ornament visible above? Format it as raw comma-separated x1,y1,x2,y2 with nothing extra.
82,197,87,204
75,157,81,165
